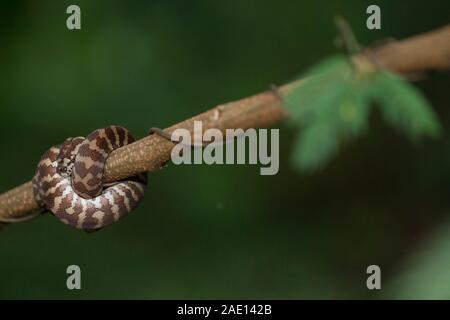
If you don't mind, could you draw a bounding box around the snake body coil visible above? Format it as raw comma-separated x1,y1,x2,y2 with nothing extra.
32,126,147,230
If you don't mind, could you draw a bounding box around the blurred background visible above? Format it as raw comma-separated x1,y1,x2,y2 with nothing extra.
0,0,449,299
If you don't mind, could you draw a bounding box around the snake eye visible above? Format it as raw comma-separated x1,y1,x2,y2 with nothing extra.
57,163,67,173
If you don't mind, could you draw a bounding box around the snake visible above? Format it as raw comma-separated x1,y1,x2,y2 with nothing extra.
32,126,147,231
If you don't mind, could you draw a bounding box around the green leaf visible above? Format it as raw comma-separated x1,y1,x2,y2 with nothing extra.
284,56,352,123
291,89,371,171
284,54,441,172
372,71,441,140
292,122,339,171
285,55,373,171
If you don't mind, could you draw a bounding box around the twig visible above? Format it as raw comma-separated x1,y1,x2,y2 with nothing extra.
334,15,361,55
1,24,450,224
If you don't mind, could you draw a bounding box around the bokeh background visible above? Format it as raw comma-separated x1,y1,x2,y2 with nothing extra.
0,0,449,299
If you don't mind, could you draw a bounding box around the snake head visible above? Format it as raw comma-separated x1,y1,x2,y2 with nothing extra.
57,137,84,177
56,155,75,177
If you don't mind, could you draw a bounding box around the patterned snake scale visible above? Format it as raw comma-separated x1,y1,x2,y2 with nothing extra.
32,126,147,230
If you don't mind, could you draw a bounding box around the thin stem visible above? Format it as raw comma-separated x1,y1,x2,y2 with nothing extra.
334,15,361,55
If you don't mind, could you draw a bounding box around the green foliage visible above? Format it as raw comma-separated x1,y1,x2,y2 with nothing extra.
285,55,441,171
372,72,441,140
387,218,450,299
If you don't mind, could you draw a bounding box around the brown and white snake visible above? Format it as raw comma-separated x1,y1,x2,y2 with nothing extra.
32,126,147,231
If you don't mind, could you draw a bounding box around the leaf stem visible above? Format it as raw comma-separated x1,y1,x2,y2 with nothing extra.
334,15,361,55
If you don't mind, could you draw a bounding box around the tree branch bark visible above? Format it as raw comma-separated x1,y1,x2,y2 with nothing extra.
1,24,450,224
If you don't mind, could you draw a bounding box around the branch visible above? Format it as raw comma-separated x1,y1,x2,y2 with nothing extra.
1,24,450,224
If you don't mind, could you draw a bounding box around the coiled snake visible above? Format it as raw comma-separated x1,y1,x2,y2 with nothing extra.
32,126,147,231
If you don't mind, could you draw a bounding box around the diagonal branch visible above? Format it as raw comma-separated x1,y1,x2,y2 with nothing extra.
1,24,450,224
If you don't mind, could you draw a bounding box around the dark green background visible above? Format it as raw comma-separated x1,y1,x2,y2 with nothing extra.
0,1,450,299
